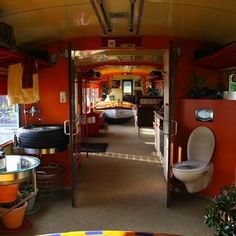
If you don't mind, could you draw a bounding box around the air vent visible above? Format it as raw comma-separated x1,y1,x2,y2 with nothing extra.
110,12,129,19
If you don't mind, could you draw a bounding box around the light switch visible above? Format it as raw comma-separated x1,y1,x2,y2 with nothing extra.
60,91,66,103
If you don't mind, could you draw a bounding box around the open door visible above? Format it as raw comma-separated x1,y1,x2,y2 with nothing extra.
163,41,176,207
67,43,82,207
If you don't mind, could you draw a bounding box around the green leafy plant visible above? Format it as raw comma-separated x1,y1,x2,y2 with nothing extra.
204,185,236,236
189,71,205,98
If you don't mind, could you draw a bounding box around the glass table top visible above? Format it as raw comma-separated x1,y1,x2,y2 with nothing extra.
0,155,40,174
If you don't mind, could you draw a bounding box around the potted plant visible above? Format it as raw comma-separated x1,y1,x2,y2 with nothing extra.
0,192,27,229
204,184,236,236
189,71,205,98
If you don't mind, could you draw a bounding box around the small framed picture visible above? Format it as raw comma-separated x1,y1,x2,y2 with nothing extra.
112,80,120,88
229,72,236,91
135,79,141,87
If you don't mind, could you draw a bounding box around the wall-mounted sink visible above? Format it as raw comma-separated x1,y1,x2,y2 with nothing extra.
16,125,68,152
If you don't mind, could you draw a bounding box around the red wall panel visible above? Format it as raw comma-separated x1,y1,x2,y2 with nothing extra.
177,99,236,196
0,78,7,95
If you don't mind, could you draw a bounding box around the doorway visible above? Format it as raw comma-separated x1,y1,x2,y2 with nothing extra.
69,47,174,207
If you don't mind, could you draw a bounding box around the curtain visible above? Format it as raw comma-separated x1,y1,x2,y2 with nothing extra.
7,63,39,105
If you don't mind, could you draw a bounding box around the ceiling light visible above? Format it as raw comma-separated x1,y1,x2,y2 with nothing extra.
129,0,135,32
98,0,112,33
136,0,144,35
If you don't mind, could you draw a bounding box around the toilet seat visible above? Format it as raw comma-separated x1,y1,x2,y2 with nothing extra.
187,126,215,163
173,160,207,172
172,127,215,193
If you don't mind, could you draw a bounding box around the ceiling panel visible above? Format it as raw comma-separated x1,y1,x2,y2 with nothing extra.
0,0,100,47
0,0,235,47
142,1,236,45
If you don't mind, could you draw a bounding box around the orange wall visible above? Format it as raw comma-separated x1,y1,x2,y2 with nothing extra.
24,56,71,186
177,99,236,196
25,36,234,195
171,40,235,196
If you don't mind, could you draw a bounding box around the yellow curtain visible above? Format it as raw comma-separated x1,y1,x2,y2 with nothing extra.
7,63,39,105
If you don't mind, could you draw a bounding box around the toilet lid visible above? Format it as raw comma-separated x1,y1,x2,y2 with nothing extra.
173,160,207,172
188,126,215,163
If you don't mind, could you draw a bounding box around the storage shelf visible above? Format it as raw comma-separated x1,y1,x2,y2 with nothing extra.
0,46,52,69
193,42,236,69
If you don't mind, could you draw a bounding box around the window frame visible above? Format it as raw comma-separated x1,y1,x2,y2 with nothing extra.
0,96,21,146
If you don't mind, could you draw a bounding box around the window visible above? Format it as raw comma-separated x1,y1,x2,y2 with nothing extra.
0,96,20,145
122,80,133,95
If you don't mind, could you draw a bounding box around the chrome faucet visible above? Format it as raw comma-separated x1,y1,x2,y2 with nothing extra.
24,106,38,117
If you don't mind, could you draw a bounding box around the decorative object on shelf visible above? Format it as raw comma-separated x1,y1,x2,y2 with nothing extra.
204,184,236,236
0,193,27,229
111,80,120,88
189,72,205,98
189,71,222,99
223,91,236,100
228,72,236,91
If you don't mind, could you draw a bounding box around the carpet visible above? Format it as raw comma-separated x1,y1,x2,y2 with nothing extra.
80,143,108,152
38,230,181,236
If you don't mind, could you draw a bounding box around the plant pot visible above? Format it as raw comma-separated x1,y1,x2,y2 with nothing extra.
0,184,19,203
0,201,27,229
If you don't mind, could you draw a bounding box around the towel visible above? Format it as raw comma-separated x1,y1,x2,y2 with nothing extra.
7,63,39,105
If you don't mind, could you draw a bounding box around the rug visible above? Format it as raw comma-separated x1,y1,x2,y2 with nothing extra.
37,230,181,236
80,143,108,152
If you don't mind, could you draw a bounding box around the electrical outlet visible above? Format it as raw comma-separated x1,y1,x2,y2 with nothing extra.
60,91,66,103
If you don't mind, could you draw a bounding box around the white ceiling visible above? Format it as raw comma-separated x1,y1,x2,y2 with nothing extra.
0,0,235,48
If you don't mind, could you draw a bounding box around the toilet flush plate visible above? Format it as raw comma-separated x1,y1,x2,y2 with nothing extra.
195,108,213,122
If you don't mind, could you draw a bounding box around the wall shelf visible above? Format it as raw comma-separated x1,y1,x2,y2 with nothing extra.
0,47,52,69
193,42,236,69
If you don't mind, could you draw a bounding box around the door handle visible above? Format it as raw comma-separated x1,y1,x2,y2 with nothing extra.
73,121,79,136
163,120,178,136
64,120,79,136
64,120,70,135
171,120,178,136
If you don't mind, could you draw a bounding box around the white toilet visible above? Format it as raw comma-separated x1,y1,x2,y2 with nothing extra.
172,126,215,193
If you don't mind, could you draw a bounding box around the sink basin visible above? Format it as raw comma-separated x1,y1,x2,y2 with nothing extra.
23,126,61,132
16,125,68,150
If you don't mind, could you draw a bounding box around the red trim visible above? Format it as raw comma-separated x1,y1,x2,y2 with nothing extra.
0,140,13,148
